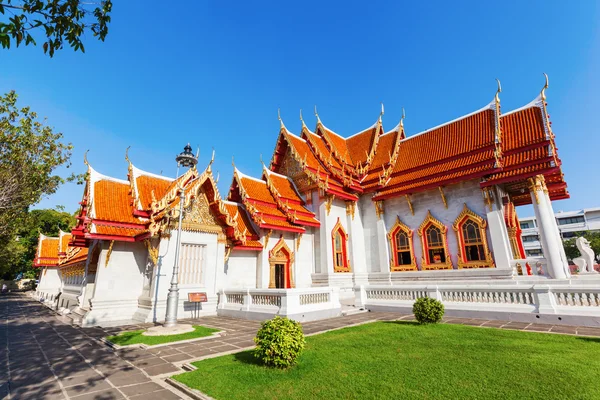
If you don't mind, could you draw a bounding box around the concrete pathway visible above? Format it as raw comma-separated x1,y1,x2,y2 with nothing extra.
2,293,600,399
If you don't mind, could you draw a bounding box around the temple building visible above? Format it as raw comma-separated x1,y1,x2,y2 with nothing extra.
36,77,593,327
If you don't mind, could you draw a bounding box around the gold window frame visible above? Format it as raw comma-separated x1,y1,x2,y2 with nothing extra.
418,210,453,270
331,218,351,273
452,204,495,269
387,217,417,271
268,237,295,288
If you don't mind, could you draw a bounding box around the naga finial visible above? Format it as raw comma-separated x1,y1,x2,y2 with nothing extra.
125,146,131,165
379,102,384,120
231,156,235,168
278,108,284,128
400,107,406,128
260,154,265,168
495,78,502,104
195,146,200,159
208,148,215,168
215,171,220,184
541,72,549,101
300,109,306,128
314,105,321,123
83,149,90,167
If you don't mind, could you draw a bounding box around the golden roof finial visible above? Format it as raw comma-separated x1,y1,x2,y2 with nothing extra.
195,146,200,159
231,156,235,168
260,154,265,168
541,72,549,101
300,109,306,128
400,107,406,128
207,148,215,168
495,78,502,104
314,105,321,123
215,171,220,184
83,149,90,167
278,108,284,128
125,146,131,165
379,102,384,121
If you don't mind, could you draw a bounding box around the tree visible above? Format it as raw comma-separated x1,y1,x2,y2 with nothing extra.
0,0,112,57
0,208,75,279
563,231,600,263
0,90,77,266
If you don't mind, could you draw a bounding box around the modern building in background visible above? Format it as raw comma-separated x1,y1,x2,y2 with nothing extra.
520,208,600,258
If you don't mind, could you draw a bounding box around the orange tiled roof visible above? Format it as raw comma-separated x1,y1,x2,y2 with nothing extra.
346,124,379,165
94,179,142,224
94,225,147,238
60,247,89,267
34,235,60,267
136,175,172,210
59,231,72,254
223,202,260,240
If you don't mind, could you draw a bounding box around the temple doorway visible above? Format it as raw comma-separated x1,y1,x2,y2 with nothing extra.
268,238,295,289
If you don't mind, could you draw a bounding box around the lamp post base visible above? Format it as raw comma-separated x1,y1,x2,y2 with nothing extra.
143,324,194,337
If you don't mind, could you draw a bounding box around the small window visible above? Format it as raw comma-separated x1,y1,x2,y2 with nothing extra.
520,221,532,229
557,216,584,225
331,218,350,272
522,235,539,242
178,243,205,285
426,225,446,264
388,217,416,271
453,204,494,269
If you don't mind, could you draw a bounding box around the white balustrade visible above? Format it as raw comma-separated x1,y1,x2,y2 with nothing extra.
355,283,600,325
218,287,342,322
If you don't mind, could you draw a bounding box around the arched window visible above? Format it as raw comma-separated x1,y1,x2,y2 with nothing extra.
418,211,452,270
331,218,350,272
453,204,495,268
387,217,417,271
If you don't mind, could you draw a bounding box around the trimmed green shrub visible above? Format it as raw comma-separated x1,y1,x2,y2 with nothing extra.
254,316,306,368
413,297,444,324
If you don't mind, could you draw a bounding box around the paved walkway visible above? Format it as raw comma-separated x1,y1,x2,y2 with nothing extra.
2,294,600,399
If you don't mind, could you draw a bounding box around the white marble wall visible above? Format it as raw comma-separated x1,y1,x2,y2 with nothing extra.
362,180,495,272
36,268,62,301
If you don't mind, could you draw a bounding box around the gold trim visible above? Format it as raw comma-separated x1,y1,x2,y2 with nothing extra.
105,240,115,267
387,216,417,271
375,200,385,220
527,175,547,204
452,204,495,269
296,233,303,250
332,218,351,273
325,194,334,216
482,187,494,211
405,194,414,215
345,200,356,220
144,239,159,265
268,238,295,288
438,186,448,209
417,211,453,270
224,246,232,263
264,229,272,249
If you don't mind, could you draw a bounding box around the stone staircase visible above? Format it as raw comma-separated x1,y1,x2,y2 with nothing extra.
340,297,368,316
65,306,89,326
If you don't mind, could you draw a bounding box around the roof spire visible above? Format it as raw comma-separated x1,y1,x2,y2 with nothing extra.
83,149,90,167
541,72,549,101
379,102,384,122
314,105,321,124
207,147,215,169
125,146,131,165
195,146,200,159
495,78,502,104
299,109,306,128
278,108,285,129
260,154,265,168
231,156,235,168
400,107,406,128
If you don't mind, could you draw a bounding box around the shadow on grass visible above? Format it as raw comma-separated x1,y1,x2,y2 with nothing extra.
381,320,421,327
576,336,600,344
233,350,262,366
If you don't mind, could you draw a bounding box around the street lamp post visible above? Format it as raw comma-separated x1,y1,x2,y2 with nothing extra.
164,144,198,328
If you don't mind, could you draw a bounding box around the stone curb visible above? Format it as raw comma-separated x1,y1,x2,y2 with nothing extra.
166,377,215,400
100,330,225,350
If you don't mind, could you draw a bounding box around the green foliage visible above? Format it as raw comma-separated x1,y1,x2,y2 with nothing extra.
107,325,220,347
0,207,75,279
253,316,305,368
174,321,600,400
0,90,78,273
563,231,600,263
0,0,112,56
413,297,445,324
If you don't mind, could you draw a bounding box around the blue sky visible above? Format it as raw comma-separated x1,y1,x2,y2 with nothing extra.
1,1,599,217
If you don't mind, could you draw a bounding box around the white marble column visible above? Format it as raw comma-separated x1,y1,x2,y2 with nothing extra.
485,189,513,270
346,201,368,285
529,175,569,279
375,201,391,275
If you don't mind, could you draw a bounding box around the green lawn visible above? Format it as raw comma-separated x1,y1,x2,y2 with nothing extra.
173,321,600,400
107,325,220,346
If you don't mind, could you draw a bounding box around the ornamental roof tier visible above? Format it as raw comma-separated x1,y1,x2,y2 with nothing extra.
269,80,568,207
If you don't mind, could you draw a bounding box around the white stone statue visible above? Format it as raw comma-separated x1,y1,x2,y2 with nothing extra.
573,237,597,274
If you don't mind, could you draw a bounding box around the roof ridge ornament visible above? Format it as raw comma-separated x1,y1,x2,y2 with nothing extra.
495,78,502,105
125,146,131,165
299,109,306,128
401,107,406,128
379,102,384,122
278,108,285,129
207,148,215,169
83,149,90,167
541,72,549,101
314,105,321,124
